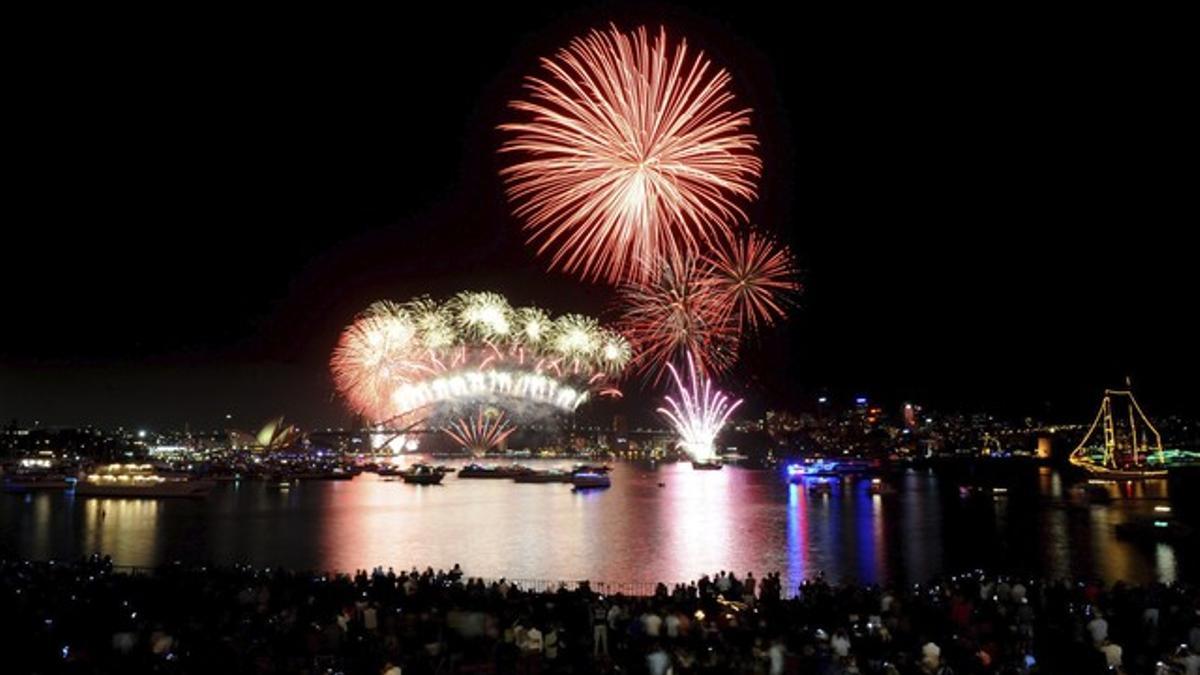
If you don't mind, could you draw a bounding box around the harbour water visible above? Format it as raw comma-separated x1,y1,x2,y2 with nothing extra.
1,461,1193,589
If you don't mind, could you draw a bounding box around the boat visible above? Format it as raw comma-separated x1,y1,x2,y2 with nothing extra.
571,464,612,475
400,464,445,485
691,460,723,470
786,458,880,478
457,464,532,479
513,469,573,483
867,478,896,495
1068,387,1170,479
2,474,71,492
3,457,74,492
2,466,72,492
572,472,611,489
74,464,215,498
287,468,356,480
1087,467,1168,479
1115,510,1193,542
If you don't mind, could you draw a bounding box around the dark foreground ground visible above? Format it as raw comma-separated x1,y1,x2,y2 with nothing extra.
3,555,1199,674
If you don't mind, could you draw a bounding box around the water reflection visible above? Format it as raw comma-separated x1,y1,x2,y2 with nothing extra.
0,463,1191,587
785,484,808,587
1041,507,1070,579
870,491,887,581
666,465,735,581
899,471,942,583
81,497,162,567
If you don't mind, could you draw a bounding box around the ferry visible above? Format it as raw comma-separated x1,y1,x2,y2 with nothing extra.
74,464,215,498
786,458,879,480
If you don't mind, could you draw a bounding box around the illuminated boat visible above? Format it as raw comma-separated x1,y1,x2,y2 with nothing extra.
786,458,878,479
2,456,72,492
691,460,723,470
1068,388,1169,479
74,464,215,498
571,472,611,489
400,464,445,485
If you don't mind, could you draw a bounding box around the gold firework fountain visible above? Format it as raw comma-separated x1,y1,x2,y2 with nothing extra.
1069,385,1167,478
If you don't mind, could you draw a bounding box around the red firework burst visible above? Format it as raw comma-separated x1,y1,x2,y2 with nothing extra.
616,255,738,385
500,24,761,284
443,409,516,456
707,229,800,331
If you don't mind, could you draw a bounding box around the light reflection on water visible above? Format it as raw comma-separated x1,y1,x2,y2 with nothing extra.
0,462,1193,588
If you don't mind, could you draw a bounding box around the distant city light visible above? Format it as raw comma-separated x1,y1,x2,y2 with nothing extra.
855,397,867,405
817,397,827,404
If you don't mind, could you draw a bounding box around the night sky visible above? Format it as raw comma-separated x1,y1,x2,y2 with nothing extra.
3,3,1193,430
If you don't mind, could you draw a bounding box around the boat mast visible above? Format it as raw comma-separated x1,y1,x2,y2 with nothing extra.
1102,394,1115,468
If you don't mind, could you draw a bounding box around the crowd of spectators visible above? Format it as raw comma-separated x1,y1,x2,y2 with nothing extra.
4,555,1199,674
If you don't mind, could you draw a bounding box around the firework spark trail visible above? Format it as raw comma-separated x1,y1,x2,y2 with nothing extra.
331,293,631,424
657,354,742,462
616,254,738,385
500,24,761,284
707,228,800,332
443,409,517,456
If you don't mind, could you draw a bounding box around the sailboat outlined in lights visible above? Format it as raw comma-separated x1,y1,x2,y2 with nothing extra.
1069,384,1167,479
